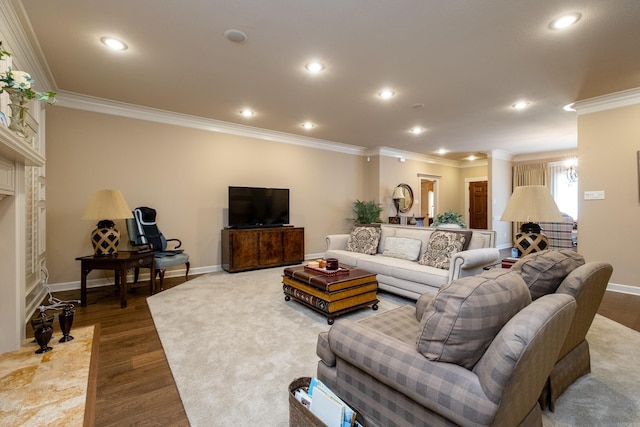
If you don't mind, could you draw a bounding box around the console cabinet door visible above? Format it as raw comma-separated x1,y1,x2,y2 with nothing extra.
227,230,260,271
283,228,304,263
222,227,304,272
259,229,284,266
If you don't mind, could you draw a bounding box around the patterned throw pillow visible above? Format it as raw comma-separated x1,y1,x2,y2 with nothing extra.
511,249,585,300
418,230,472,269
416,269,531,369
346,226,381,255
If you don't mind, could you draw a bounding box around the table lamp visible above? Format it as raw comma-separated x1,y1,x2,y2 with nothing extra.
81,189,133,256
392,186,405,217
500,185,564,257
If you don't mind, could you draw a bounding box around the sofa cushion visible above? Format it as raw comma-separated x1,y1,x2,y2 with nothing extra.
418,229,472,269
346,226,381,255
511,249,585,300
416,269,531,369
382,236,422,261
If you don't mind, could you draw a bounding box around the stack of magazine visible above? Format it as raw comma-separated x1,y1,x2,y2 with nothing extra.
293,377,362,427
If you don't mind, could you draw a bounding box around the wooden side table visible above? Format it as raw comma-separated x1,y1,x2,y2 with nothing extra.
76,251,156,308
502,257,519,269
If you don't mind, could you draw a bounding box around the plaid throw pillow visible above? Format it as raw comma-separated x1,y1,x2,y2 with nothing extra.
346,226,381,255
417,269,531,369
512,249,585,300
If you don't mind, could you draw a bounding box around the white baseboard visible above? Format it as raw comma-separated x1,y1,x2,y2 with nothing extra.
48,265,222,292
607,282,640,296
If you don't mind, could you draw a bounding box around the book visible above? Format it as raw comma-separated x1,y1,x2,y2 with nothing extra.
310,387,344,427
308,378,357,427
294,388,312,409
282,281,378,314
283,266,377,292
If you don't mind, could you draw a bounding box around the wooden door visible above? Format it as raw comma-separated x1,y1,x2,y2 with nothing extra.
469,181,488,229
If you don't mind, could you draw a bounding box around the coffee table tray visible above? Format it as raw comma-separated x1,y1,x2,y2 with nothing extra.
303,265,350,276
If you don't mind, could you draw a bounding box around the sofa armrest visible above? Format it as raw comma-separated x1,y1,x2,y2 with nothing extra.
448,248,500,282
328,320,495,425
326,234,350,250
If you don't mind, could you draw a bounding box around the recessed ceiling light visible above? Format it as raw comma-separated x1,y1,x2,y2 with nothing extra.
563,103,576,112
409,127,424,134
100,37,127,51
468,155,476,161
301,121,315,129
305,62,325,73
378,89,395,99
437,148,447,155
225,29,248,43
512,101,530,110
240,109,254,117
549,13,582,30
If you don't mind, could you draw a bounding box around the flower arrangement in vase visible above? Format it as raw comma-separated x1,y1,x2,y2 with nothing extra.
0,41,56,138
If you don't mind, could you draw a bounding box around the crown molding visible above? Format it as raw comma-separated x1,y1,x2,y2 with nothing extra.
512,148,577,163
0,0,54,90
574,86,640,116
371,146,464,168
57,91,478,169
55,91,367,156
488,149,513,161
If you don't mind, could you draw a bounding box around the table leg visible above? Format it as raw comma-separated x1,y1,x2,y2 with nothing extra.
119,268,128,308
149,261,156,295
80,265,89,307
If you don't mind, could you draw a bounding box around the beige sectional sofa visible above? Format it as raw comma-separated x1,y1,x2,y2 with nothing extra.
325,224,499,299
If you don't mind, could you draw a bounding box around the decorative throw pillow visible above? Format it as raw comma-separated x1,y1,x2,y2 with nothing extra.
382,236,422,261
418,230,472,269
346,226,381,255
416,269,531,369
511,249,585,300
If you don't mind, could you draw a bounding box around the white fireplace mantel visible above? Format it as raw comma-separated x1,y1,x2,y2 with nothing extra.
0,114,46,353
0,124,44,167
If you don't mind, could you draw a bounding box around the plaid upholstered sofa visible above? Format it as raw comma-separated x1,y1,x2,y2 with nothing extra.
508,250,613,411
316,268,577,426
325,224,499,300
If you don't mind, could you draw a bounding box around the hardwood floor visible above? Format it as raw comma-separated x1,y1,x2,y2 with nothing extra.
30,275,640,426
29,276,194,426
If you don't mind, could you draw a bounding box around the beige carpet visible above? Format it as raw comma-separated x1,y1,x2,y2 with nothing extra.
147,268,640,426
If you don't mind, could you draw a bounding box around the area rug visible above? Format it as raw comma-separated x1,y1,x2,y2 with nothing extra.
147,268,640,426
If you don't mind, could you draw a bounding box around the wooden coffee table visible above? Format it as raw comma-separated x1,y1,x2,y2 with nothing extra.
282,265,378,324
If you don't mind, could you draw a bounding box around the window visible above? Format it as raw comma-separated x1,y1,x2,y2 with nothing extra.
549,160,578,220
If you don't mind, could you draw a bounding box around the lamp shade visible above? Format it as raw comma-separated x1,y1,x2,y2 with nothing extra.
500,185,564,223
81,190,133,256
81,190,133,221
392,187,405,199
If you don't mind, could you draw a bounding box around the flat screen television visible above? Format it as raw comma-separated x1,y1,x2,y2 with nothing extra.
228,186,290,228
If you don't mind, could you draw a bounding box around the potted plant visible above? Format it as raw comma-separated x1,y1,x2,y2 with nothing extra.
430,210,467,228
350,200,383,225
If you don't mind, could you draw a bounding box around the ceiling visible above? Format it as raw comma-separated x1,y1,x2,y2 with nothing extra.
13,0,640,161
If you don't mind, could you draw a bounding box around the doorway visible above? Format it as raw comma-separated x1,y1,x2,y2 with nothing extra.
468,180,488,229
419,176,439,226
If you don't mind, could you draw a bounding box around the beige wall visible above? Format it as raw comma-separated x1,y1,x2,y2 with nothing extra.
377,156,471,221
46,106,484,285
489,155,512,248
577,103,640,289
46,107,366,284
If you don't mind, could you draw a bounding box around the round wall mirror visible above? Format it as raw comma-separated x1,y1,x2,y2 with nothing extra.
397,184,414,213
